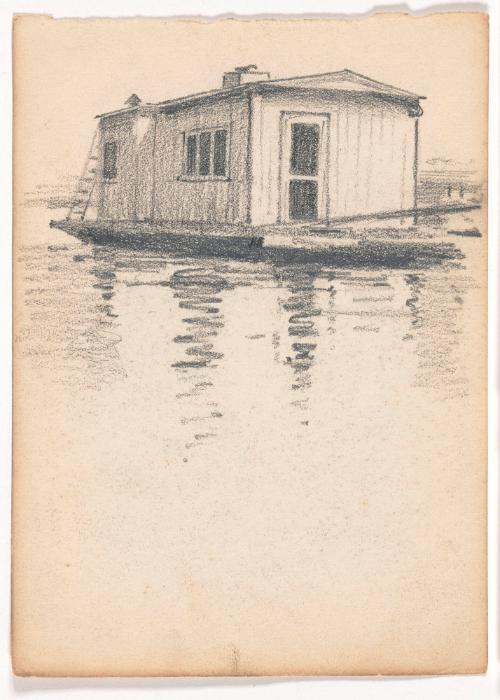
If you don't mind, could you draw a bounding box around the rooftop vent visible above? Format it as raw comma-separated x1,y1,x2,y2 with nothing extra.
222,65,270,89
125,94,142,107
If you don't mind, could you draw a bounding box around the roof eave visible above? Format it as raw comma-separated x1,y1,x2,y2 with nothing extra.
158,84,256,114
99,75,425,119
259,82,423,98
158,82,425,115
261,68,424,100
95,103,159,120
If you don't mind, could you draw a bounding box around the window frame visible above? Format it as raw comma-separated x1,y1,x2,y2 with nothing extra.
179,127,230,182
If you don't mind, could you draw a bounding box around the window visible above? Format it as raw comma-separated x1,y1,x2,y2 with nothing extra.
290,123,319,176
183,128,228,178
213,130,227,176
289,180,318,220
103,141,117,180
186,134,197,175
199,132,211,176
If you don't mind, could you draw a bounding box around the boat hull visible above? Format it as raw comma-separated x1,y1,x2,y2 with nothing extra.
50,218,464,269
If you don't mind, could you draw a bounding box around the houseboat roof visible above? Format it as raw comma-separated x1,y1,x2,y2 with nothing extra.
96,69,425,119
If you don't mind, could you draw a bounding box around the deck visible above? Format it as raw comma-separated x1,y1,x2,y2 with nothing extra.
48,204,480,269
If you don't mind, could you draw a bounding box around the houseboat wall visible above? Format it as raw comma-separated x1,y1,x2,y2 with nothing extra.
96,89,417,226
250,91,417,226
152,97,250,223
97,97,251,223
97,113,140,221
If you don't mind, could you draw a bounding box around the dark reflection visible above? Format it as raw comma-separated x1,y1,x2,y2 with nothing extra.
405,272,425,330
275,266,321,418
170,268,227,370
169,266,232,451
90,252,118,317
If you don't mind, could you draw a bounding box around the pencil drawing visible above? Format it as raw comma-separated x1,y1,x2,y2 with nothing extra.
18,64,484,415
13,62,483,460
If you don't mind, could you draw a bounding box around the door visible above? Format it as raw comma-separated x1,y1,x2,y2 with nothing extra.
280,113,329,222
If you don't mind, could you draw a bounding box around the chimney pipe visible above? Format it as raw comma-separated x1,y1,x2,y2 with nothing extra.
222,66,270,89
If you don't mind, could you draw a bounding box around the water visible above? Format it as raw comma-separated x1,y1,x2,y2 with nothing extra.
14,206,486,672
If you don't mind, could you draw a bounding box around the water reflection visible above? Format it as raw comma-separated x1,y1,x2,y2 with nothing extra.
274,267,321,422
17,243,126,389
170,268,226,370
168,267,231,451
404,270,470,398
17,218,481,431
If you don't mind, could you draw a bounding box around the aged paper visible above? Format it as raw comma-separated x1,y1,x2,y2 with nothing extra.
12,12,488,676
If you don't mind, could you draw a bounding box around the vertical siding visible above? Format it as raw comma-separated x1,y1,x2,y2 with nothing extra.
252,92,416,225
136,116,156,220
249,94,265,222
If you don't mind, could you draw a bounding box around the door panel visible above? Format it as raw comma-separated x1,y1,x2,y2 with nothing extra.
290,123,320,176
289,180,318,220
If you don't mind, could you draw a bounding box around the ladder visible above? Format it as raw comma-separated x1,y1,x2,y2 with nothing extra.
66,127,100,221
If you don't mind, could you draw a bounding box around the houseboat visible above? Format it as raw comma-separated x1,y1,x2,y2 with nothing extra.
51,65,478,262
